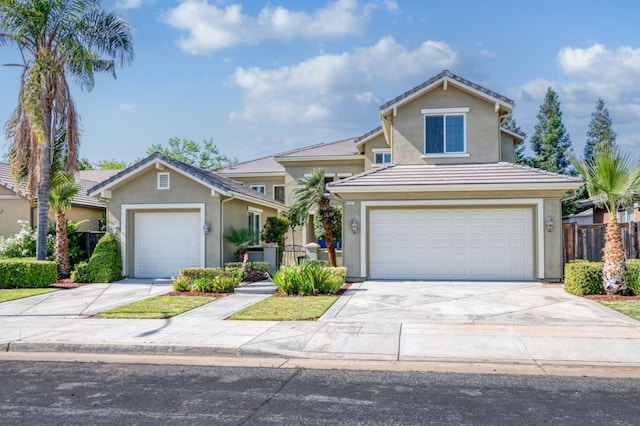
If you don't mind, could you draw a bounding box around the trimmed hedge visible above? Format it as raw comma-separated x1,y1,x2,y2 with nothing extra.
173,267,242,293
71,233,123,283
0,259,58,288
564,259,640,296
225,261,270,282
271,263,346,296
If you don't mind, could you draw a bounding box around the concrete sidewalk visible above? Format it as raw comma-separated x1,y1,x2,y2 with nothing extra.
1,281,640,376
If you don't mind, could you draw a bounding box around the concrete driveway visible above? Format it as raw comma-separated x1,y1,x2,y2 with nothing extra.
321,281,636,326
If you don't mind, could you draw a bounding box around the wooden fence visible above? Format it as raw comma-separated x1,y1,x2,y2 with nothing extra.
562,222,640,265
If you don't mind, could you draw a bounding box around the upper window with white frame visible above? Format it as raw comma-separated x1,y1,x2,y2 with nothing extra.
250,185,265,194
372,148,391,166
422,107,468,155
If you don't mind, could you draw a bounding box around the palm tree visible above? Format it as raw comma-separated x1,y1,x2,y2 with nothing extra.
571,148,640,295
292,169,338,267
49,176,80,277
1,0,133,260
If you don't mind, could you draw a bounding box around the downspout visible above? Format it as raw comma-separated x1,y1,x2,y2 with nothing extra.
220,195,234,267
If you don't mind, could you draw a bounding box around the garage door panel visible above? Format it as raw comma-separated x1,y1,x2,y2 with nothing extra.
369,208,533,281
134,212,202,278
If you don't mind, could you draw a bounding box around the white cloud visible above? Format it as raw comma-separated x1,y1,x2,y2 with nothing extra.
116,0,143,9
228,37,458,125
118,103,136,113
164,0,381,54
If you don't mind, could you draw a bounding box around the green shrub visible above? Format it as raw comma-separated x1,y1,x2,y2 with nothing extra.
302,259,330,268
174,267,241,293
328,267,347,284
0,221,54,259
0,259,58,288
564,261,605,296
225,261,270,282
191,277,216,292
272,263,346,296
626,259,640,295
71,233,123,283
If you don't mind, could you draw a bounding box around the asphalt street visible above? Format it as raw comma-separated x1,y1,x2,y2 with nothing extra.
1,361,639,425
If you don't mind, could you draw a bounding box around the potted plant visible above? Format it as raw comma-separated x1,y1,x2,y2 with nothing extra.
224,227,255,261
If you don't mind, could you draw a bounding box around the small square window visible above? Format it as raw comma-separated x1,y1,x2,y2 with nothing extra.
374,151,392,165
157,172,170,190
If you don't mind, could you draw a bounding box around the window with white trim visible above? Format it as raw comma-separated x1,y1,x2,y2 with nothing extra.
373,148,392,165
250,185,265,194
273,185,285,203
248,211,262,246
423,107,468,155
157,172,170,190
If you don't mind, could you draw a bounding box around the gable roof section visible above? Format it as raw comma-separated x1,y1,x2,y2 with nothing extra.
354,126,384,150
379,70,515,115
0,163,20,195
215,155,285,177
89,153,286,211
328,163,582,193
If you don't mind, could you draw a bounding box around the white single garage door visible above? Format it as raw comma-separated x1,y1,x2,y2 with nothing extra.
369,207,534,281
134,212,202,278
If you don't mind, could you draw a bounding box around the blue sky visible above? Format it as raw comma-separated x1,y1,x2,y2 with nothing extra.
1,0,639,165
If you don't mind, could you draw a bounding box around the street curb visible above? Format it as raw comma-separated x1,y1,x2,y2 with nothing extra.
8,341,241,357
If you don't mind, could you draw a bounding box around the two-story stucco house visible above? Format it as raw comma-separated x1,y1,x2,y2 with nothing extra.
86,70,580,281
217,70,582,282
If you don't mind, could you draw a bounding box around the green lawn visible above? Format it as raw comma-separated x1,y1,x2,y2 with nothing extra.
600,300,640,321
0,288,58,303
95,295,216,319
230,295,338,321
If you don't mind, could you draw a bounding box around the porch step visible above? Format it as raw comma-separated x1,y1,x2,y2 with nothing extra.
234,281,277,295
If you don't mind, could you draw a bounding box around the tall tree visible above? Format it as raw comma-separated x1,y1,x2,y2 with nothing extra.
49,176,80,277
94,159,129,170
146,138,236,170
502,113,528,165
530,87,573,175
571,149,640,295
1,0,134,260
292,169,338,267
584,98,617,164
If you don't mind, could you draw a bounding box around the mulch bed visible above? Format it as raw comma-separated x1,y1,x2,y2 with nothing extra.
50,278,87,289
272,282,352,297
584,294,640,301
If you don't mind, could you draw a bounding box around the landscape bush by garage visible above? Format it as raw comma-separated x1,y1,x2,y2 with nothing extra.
564,260,640,296
71,233,123,283
0,259,58,288
272,263,345,296
626,259,640,295
225,261,270,282
173,267,242,292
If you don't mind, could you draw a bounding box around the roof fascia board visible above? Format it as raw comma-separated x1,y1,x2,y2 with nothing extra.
329,182,582,194
89,158,228,198
500,127,525,142
354,129,384,149
380,76,513,116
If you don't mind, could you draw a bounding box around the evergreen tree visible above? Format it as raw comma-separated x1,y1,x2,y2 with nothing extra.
584,98,617,164
530,87,573,175
502,113,528,165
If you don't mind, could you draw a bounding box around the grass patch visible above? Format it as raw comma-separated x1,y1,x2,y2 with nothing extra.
0,288,58,303
600,301,640,321
230,295,338,321
95,295,215,319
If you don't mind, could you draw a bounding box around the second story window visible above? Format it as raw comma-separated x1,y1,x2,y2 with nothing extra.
373,149,391,166
422,107,468,155
250,185,265,194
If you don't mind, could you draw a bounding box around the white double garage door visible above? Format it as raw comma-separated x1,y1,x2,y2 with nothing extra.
368,207,534,281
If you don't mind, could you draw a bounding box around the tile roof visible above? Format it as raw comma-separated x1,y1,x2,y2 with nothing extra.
215,155,284,175
354,126,383,144
89,153,286,208
329,163,582,189
379,70,515,112
0,163,111,209
274,137,359,159
500,125,527,140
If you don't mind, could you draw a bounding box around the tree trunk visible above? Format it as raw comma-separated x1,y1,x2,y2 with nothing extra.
602,220,629,295
55,212,70,277
36,131,53,261
319,200,337,267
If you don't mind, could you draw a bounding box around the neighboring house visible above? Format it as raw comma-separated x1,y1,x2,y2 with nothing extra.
217,70,581,282
568,199,640,225
0,163,114,237
88,153,286,278
562,208,595,226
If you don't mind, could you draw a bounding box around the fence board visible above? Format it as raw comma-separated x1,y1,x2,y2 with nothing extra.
562,222,637,266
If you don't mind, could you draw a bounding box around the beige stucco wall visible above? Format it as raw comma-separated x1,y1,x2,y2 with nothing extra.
65,206,104,232
361,133,390,169
0,193,31,237
500,133,516,163
390,85,501,165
